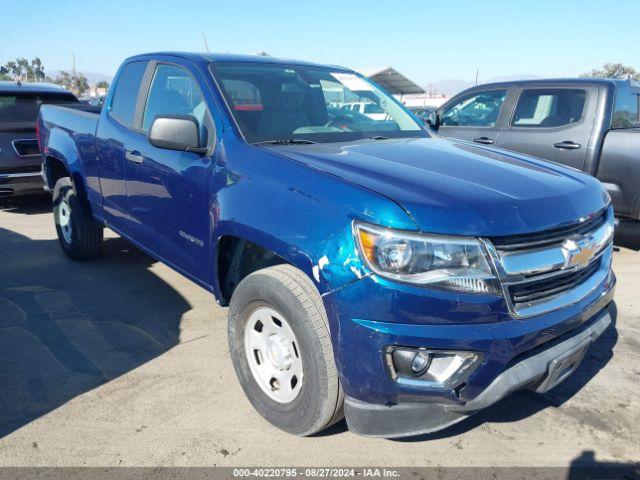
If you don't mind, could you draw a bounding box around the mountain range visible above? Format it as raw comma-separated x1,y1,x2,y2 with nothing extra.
425,74,540,96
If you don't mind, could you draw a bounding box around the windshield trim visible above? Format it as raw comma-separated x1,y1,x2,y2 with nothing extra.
208,61,429,145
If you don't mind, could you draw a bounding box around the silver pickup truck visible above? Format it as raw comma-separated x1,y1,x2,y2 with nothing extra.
429,78,640,249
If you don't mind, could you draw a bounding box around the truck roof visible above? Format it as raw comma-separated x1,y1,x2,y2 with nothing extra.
125,51,350,72
463,77,640,90
0,81,74,94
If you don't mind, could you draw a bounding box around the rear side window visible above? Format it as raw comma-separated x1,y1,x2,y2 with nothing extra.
0,93,77,124
109,61,148,127
612,89,639,129
512,89,586,128
440,90,507,127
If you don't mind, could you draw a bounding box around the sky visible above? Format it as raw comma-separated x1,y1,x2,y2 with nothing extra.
1,0,639,85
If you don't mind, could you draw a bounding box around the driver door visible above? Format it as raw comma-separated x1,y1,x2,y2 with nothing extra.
438,89,509,145
125,62,216,281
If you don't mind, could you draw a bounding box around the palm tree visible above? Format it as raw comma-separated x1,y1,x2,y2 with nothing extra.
31,57,45,82
15,58,31,81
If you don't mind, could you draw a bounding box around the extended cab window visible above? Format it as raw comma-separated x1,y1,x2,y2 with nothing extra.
612,89,639,129
109,61,148,127
142,64,212,146
440,90,506,127
512,89,586,128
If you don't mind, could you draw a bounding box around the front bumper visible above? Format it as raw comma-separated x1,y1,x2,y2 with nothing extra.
344,309,611,437
0,171,45,197
322,260,616,438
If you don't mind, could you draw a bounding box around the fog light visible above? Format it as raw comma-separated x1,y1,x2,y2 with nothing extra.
411,351,431,374
388,347,482,389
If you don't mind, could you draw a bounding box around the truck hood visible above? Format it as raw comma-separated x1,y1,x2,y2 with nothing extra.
263,137,608,237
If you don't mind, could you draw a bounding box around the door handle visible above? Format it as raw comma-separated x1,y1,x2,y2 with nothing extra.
125,150,144,164
553,141,581,150
473,137,495,145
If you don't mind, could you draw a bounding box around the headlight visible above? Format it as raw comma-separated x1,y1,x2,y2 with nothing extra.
354,222,500,294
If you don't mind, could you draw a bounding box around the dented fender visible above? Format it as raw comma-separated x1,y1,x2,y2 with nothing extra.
209,133,418,300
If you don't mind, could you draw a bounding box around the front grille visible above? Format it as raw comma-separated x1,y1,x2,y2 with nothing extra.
491,210,607,252
489,208,614,317
509,258,601,305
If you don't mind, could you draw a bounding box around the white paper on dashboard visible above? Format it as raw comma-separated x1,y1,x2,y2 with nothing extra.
330,73,373,91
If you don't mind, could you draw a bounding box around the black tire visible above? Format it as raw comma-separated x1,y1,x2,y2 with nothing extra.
53,177,103,260
228,264,344,436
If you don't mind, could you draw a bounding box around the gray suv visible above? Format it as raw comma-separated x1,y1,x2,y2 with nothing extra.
0,82,78,197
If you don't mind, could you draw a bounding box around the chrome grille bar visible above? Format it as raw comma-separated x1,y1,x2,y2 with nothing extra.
497,216,613,277
491,210,607,252
483,207,615,318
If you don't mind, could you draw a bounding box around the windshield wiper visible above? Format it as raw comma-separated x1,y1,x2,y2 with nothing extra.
253,139,316,146
368,135,390,140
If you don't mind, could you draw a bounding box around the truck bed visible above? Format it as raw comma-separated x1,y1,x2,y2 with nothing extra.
598,128,640,219
39,104,100,139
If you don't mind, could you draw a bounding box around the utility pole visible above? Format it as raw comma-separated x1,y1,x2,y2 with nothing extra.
72,52,77,76
475,68,479,86
202,32,210,53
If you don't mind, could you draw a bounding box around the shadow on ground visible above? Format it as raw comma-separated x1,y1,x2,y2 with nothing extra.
0,195,52,215
567,450,640,479
0,211,191,437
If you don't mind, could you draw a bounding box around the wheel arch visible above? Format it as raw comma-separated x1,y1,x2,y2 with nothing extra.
44,154,93,215
214,233,303,306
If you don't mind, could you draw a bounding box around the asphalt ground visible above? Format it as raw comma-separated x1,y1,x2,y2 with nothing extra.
0,196,638,468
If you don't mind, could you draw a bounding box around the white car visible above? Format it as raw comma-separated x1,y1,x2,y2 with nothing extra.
341,102,389,121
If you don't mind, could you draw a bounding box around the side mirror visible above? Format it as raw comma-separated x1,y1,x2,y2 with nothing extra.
148,115,207,155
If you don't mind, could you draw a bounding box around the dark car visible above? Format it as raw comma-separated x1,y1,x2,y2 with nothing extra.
0,81,78,197
430,78,640,248
408,105,438,125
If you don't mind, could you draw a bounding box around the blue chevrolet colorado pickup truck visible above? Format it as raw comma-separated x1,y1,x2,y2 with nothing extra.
37,52,616,438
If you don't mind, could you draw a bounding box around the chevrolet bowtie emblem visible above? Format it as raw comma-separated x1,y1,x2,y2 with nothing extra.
562,237,596,269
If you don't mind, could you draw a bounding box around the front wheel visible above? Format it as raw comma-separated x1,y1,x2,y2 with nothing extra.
53,177,103,260
228,264,344,436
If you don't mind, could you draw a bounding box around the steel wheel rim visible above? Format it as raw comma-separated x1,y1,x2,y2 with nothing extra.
244,306,303,404
59,199,72,244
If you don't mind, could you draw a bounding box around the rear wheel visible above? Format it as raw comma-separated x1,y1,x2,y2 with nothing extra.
228,264,344,436
53,177,103,260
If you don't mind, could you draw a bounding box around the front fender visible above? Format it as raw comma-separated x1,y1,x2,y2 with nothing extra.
210,135,417,299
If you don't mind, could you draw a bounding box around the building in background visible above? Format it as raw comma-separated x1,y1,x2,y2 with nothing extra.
362,67,450,108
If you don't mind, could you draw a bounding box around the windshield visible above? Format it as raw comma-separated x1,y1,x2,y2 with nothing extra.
0,92,78,124
209,62,427,143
